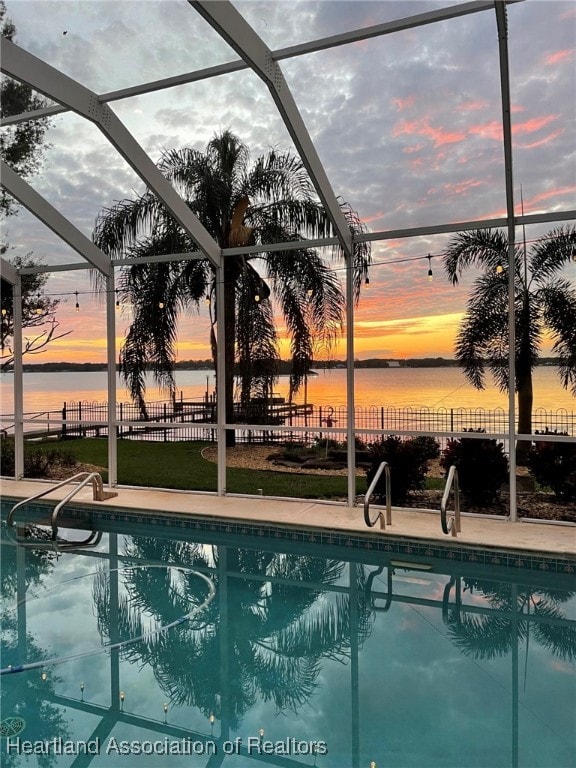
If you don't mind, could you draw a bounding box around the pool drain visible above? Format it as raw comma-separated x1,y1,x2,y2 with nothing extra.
1,717,26,738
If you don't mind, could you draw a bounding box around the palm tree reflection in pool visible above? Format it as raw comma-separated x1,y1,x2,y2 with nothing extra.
443,577,576,664
92,537,373,733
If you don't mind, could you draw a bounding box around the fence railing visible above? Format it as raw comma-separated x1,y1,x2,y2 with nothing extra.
2,400,574,444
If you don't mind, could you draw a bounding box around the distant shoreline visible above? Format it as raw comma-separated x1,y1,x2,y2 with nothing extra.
4,358,562,374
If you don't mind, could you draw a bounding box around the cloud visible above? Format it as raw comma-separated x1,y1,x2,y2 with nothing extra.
543,49,575,67
2,0,574,365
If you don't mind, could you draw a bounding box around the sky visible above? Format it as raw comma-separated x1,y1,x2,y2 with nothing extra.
1,0,575,364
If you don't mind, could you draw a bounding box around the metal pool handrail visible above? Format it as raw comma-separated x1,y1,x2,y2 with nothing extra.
441,465,461,537
364,461,392,529
365,565,394,611
7,472,117,550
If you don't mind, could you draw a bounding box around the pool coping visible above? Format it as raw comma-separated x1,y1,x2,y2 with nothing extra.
2,479,575,574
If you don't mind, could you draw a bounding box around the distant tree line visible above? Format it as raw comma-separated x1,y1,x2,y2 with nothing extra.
14,357,564,373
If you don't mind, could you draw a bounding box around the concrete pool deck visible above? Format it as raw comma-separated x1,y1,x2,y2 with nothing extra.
2,478,575,559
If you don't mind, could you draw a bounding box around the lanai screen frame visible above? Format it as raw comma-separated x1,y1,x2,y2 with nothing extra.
1,0,575,521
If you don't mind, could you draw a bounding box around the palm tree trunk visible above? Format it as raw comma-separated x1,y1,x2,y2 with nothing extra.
223,257,241,447
516,297,533,465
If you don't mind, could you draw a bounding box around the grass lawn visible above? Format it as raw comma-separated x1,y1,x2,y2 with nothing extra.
31,439,360,499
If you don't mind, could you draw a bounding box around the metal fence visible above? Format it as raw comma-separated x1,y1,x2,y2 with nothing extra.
4,399,573,443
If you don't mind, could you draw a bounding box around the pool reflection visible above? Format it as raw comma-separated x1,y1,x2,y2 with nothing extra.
1,520,575,768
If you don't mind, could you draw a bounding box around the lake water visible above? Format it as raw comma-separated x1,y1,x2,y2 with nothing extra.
0,366,574,418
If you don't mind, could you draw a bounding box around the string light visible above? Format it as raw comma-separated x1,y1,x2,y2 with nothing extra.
1,308,7,316
13,232,569,304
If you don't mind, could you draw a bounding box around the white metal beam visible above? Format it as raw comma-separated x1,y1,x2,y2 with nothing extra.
190,0,353,256
105,271,118,487
0,38,221,268
495,1,517,522
1,2,523,129
0,257,19,285
12,278,24,478
1,161,111,275
12,208,576,276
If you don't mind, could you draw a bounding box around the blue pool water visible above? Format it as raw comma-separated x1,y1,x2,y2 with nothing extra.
1,505,575,768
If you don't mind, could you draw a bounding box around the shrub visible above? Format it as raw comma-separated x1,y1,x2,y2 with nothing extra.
527,431,576,501
441,432,508,507
0,437,77,478
412,435,440,461
0,436,15,475
366,435,434,505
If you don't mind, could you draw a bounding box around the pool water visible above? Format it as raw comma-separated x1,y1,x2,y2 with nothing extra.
1,512,575,768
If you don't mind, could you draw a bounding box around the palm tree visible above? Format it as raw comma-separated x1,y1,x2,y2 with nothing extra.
443,226,576,443
93,131,370,444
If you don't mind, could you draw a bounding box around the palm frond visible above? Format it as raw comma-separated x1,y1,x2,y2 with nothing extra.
447,614,522,659
93,192,168,259
529,225,576,283
532,602,576,662
537,279,576,394
443,229,514,286
455,272,510,389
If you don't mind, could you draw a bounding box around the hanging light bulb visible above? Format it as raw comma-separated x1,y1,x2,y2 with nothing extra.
496,259,503,275
205,293,211,304
120,691,125,710
365,275,370,286
75,292,80,312
306,288,314,298
115,290,120,309
254,292,260,303
80,682,85,700
158,301,164,310
427,254,433,282
2,308,7,316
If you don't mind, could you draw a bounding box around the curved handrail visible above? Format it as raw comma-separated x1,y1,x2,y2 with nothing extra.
7,472,116,549
364,461,391,529
441,465,461,537
365,565,393,612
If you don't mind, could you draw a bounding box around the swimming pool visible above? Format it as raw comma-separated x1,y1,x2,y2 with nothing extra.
1,502,575,768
